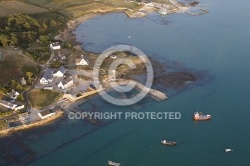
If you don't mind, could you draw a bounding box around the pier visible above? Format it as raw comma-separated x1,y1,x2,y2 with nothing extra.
117,79,168,101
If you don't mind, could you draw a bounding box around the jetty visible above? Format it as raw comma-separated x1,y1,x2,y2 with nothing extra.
117,79,168,101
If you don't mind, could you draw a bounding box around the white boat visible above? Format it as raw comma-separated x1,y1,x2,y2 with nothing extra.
108,160,121,166
158,9,168,15
161,140,176,146
193,112,211,121
109,54,117,59
225,149,233,152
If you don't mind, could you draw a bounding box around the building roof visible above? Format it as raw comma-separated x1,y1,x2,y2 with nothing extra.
75,59,82,63
62,76,73,85
48,74,53,80
75,55,88,63
40,110,53,117
21,77,26,84
0,100,16,108
51,42,60,47
8,89,19,99
54,66,66,75
42,70,53,80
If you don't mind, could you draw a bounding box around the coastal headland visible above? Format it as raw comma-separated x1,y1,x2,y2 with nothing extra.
0,0,209,137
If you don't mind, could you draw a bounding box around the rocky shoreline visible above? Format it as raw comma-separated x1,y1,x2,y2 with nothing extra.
0,3,211,137
0,111,64,137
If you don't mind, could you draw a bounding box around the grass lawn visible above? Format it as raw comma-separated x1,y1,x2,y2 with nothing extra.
0,1,48,17
28,89,63,109
0,48,40,85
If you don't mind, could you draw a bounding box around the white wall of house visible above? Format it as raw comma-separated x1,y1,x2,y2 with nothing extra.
48,77,53,82
0,102,16,110
57,82,64,89
38,112,55,119
76,59,88,66
44,86,53,90
64,80,73,89
53,71,64,77
57,80,73,89
14,105,25,110
40,78,48,84
0,100,20,110
50,43,61,50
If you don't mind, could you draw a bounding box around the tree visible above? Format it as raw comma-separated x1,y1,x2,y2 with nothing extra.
27,31,36,43
26,72,33,83
16,84,24,91
39,35,49,45
39,23,48,33
50,20,57,27
11,80,18,88
0,34,10,47
10,33,18,46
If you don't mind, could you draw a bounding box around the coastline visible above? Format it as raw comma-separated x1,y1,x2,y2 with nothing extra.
0,111,64,137
0,3,206,136
55,13,99,51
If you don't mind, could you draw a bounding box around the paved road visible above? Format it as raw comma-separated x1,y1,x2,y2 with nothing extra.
23,48,54,113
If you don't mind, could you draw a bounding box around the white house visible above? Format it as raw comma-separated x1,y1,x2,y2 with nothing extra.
0,100,24,110
38,110,55,119
21,77,26,85
44,86,53,90
75,55,89,66
14,104,25,110
40,70,54,84
58,76,73,89
50,42,61,50
0,100,17,109
53,66,66,77
7,89,20,99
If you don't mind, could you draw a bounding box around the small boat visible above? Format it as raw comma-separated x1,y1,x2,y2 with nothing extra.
108,160,121,166
161,140,176,146
225,149,233,152
158,9,168,15
109,54,117,59
193,112,211,121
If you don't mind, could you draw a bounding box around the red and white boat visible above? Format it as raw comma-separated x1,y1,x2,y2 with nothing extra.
193,112,211,121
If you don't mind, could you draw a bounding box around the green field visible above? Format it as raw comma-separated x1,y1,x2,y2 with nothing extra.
28,89,63,109
0,1,48,17
0,47,39,85
0,0,142,18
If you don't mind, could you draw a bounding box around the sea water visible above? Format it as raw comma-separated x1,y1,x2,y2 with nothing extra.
1,0,250,165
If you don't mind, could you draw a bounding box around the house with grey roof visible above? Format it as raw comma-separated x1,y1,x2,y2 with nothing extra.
58,76,73,89
40,70,54,84
0,100,24,110
7,89,20,99
53,66,66,77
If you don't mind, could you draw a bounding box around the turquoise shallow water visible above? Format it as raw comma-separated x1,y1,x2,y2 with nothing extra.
1,0,250,165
